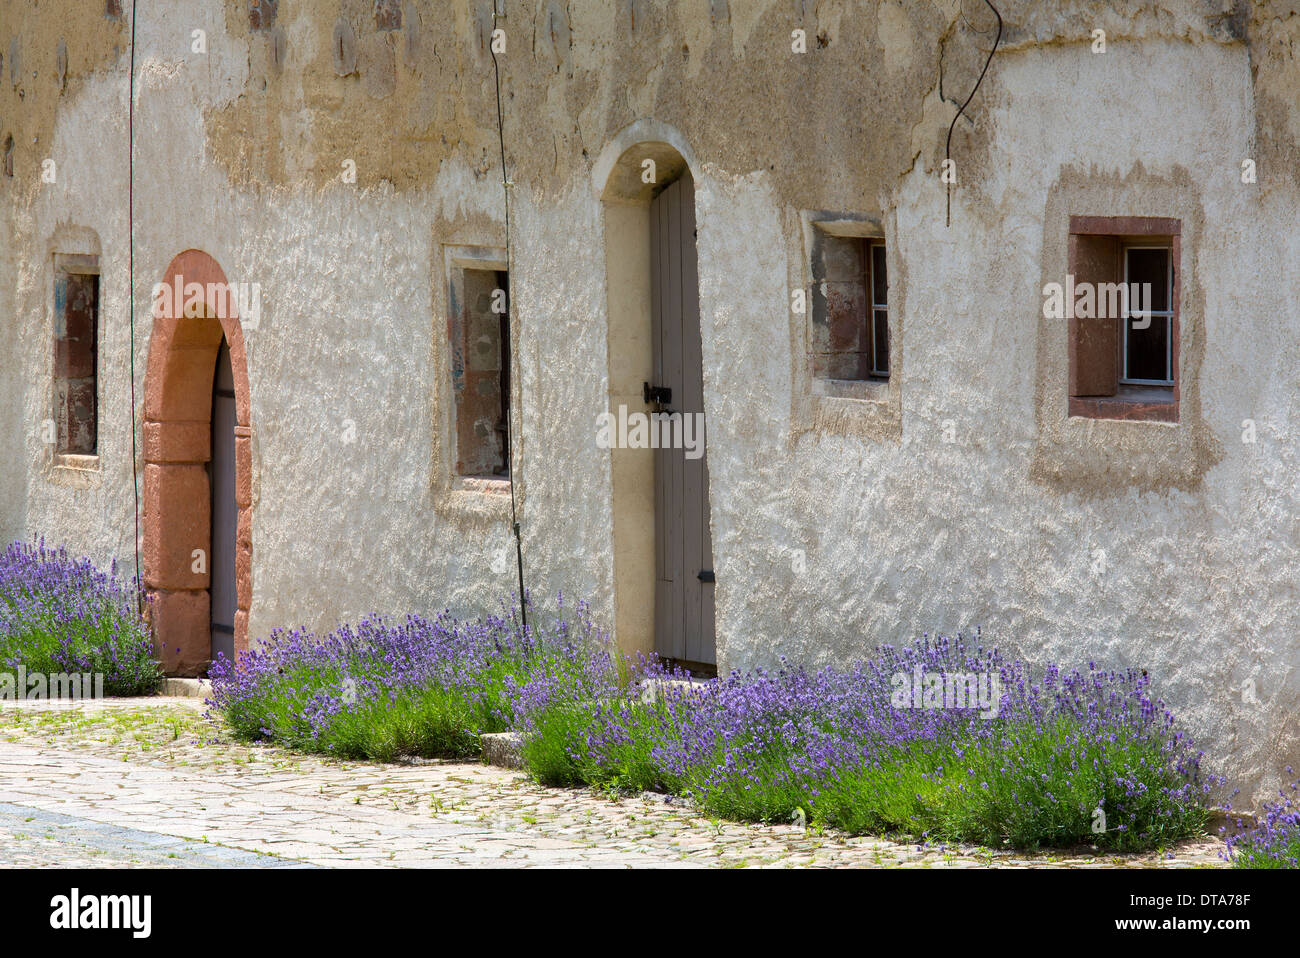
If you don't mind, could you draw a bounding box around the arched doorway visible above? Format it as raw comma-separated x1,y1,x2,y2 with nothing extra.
142,250,253,676
596,122,716,671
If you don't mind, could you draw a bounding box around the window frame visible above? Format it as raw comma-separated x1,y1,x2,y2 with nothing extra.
1065,215,1181,424
51,253,102,466
804,217,888,387
441,245,513,488
1119,243,1174,387
867,239,889,380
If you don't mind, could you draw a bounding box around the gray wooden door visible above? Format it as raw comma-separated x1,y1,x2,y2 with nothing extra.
650,172,716,667
210,340,237,667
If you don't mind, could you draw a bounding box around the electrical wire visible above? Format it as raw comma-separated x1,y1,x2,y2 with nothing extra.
945,0,1002,227
128,0,141,596
490,2,527,633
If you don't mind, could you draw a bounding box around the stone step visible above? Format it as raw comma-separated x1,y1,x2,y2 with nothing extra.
1206,808,1258,838
159,677,211,699
479,731,524,770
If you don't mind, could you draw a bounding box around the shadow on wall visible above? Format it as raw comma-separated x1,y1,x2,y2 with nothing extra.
0,237,28,545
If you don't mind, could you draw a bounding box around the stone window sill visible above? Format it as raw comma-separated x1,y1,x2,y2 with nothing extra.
1069,387,1178,424
52,453,101,472
812,376,891,403
455,475,511,496
436,474,515,523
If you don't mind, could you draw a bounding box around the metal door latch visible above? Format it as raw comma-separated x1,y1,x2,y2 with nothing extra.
643,382,672,405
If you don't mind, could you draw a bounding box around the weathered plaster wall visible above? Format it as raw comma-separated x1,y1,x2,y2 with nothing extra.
0,1,128,549
0,163,20,546
1,1,133,565
4,0,1300,805
709,35,1291,806
124,1,632,642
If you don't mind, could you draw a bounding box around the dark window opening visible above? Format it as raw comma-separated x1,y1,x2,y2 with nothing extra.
1121,246,1173,385
811,230,889,382
869,241,889,378
450,265,510,479
53,264,99,456
496,272,511,477
1066,216,1180,423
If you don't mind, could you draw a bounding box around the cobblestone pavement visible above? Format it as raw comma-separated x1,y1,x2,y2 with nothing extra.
0,801,306,868
0,697,1228,868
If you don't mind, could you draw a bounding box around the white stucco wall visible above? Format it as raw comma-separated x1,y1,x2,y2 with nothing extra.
2,2,1296,806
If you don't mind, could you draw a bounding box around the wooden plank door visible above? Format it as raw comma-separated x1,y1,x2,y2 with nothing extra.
210,339,238,667
650,172,716,668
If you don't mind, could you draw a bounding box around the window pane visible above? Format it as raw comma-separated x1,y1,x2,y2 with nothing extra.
496,269,511,477
54,270,99,456
872,309,889,376
1126,314,1169,382
1126,247,1169,314
454,266,509,476
871,244,888,306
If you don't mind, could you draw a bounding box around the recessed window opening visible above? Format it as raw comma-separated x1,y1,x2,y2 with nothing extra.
52,256,100,457
448,261,511,480
1065,215,1180,423
810,226,889,383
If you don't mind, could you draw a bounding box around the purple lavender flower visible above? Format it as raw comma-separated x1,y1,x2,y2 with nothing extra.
0,539,160,696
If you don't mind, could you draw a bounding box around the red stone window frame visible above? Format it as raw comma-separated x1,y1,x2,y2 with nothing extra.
1067,216,1181,424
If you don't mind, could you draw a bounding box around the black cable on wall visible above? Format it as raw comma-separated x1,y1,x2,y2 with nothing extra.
127,0,142,595
490,2,527,632
945,0,1002,227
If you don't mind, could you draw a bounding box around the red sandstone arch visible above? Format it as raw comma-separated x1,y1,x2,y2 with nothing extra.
143,250,253,675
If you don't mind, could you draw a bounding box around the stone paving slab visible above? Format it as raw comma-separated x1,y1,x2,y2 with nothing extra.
0,697,1229,868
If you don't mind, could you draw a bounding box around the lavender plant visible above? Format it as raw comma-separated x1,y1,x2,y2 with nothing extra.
0,539,160,696
511,634,1219,851
1221,771,1300,868
207,596,612,761
208,596,1219,851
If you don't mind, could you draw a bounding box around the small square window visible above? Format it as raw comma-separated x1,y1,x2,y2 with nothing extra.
1066,216,1180,423
447,255,510,479
809,226,889,383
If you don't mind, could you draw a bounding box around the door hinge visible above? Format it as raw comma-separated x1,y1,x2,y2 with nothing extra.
697,569,715,583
